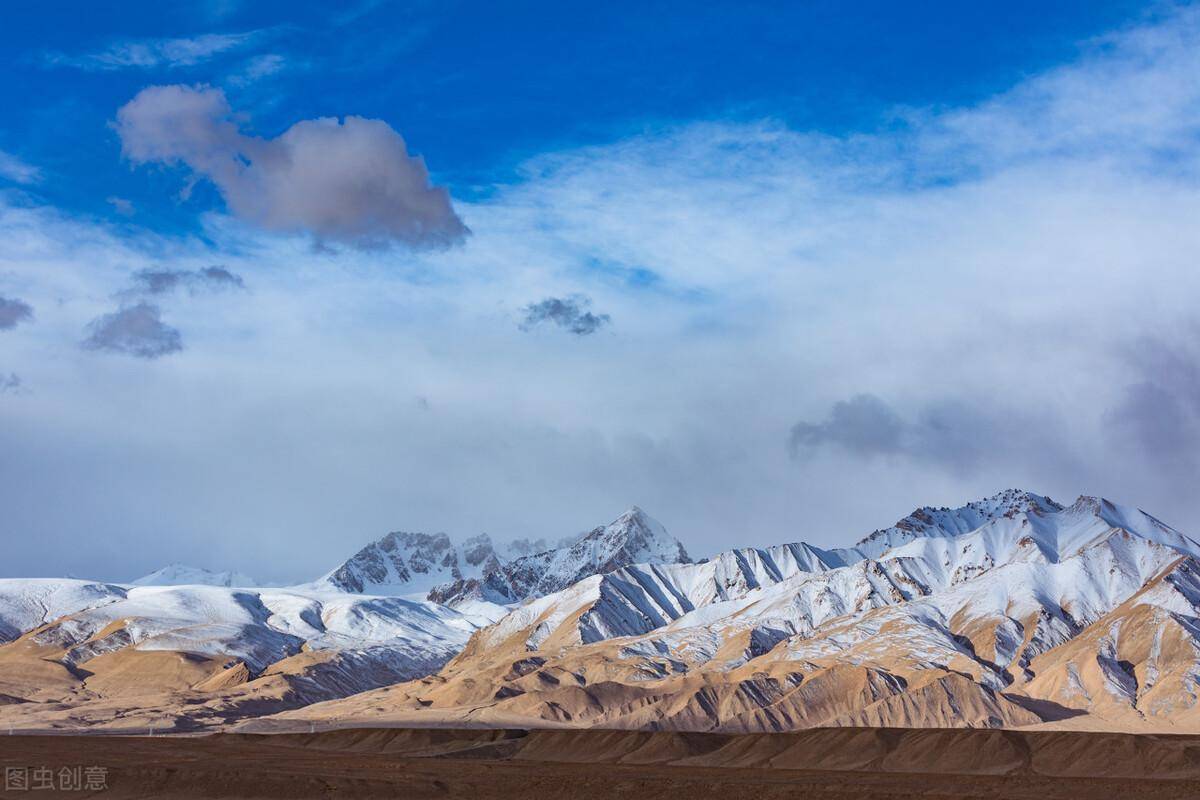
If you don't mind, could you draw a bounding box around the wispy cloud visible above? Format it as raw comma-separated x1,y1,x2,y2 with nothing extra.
45,31,262,71
106,196,135,217
0,151,40,184
225,53,288,86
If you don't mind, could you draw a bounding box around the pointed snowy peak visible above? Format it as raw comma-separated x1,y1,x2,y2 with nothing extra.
430,506,692,607
580,506,692,566
131,563,255,588
319,527,510,597
847,489,1062,559
1046,495,1200,559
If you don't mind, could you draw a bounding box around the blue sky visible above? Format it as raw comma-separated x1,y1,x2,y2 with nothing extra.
1,1,1153,226
2,2,1200,581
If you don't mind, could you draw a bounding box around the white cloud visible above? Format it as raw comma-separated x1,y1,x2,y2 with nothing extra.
45,31,262,71
225,53,288,86
2,7,1200,580
0,150,41,184
115,85,469,249
106,196,135,217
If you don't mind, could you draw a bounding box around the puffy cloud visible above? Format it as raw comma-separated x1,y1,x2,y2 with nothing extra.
0,296,33,330
46,32,261,71
0,373,20,394
82,303,183,359
128,265,245,296
114,85,468,249
520,295,611,335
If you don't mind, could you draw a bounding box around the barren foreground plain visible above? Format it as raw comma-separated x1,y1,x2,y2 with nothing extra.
4,726,1200,799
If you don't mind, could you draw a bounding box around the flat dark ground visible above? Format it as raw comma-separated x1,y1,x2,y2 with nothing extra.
4,726,1200,799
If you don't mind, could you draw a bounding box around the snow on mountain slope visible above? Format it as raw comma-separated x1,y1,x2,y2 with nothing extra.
325,490,1200,734
316,531,503,597
429,507,692,606
0,581,479,688
834,488,1064,560
132,563,256,588
9,488,1200,734
0,579,126,642
474,492,1199,654
36,585,478,672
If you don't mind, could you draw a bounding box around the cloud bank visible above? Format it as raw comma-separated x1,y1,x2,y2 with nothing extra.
115,85,468,249
2,8,1200,581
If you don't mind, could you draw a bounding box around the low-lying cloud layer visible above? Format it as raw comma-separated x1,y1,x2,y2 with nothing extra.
520,295,611,335
115,85,468,249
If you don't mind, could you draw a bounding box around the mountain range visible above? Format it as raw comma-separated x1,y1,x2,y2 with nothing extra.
3,490,1200,735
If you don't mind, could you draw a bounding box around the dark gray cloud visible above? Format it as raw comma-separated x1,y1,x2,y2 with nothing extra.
0,373,20,393
82,303,183,359
521,295,611,336
0,296,33,330
114,84,468,249
129,265,245,296
789,393,1074,476
789,394,904,458
1105,335,1200,472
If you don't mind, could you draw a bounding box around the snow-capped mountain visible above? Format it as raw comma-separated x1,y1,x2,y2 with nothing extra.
317,531,504,596
316,506,691,611
275,490,1200,734
471,492,1197,652
131,563,256,588
428,506,692,606
835,488,1064,560
8,489,1200,735
0,577,483,730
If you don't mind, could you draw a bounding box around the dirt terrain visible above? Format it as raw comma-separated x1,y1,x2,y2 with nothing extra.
3,726,1200,799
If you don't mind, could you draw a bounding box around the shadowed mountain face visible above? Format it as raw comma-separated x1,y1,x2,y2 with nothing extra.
3,490,1200,735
